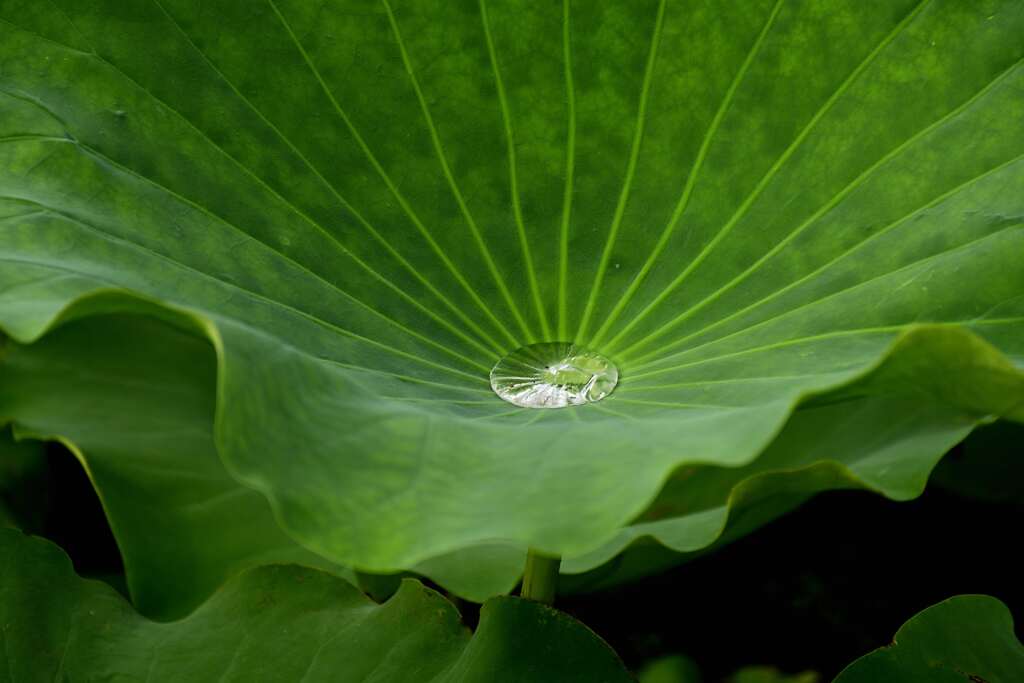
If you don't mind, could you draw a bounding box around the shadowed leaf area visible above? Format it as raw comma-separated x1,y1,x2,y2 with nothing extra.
0,0,1022,613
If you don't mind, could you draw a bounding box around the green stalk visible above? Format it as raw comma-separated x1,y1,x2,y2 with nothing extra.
520,549,561,604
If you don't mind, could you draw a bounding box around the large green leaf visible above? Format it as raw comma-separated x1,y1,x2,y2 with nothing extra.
0,313,522,617
0,529,631,682
0,1,1022,571
833,595,1024,682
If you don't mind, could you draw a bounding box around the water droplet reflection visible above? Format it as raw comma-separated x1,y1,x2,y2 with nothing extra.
490,342,618,409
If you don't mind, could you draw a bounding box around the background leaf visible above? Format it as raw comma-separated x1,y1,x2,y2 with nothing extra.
833,595,1024,682
0,529,631,683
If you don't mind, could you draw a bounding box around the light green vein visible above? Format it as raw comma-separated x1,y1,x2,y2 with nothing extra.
379,396,497,406
0,225,483,386
628,326,902,382
558,0,576,342
587,403,636,421
4,131,494,376
616,372,831,393
6,15,483,376
267,0,521,349
141,2,507,357
380,0,535,344
470,409,546,424
71,138,494,373
618,51,1024,360
628,222,1024,373
628,317,1023,383
588,0,785,349
605,0,933,352
324,362,491,392
613,399,739,409
479,0,551,340
10,38,498,366
469,407,533,421
625,152,1024,367
529,410,554,424
574,0,667,344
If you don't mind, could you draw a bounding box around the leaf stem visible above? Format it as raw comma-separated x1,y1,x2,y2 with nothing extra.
521,549,561,605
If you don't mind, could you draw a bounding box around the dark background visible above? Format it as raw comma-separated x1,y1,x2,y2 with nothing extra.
15,422,1024,681
563,485,1022,680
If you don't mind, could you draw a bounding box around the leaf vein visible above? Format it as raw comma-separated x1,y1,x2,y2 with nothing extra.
625,152,1024,365
0,199,483,382
590,0,785,347
267,0,520,348
575,0,667,343
609,0,934,347
618,53,1024,357
629,316,1023,382
479,0,551,340
558,0,576,341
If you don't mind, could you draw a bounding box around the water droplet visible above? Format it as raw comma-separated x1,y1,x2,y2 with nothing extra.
490,342,618,409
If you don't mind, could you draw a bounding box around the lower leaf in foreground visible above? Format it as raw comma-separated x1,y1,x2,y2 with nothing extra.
0,529,630,683
833,595,1024,682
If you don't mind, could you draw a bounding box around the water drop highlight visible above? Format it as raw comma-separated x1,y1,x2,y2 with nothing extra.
490,342,618,409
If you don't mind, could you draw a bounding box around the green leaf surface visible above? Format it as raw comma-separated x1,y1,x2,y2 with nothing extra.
833,595,1024,682
0,0,1022,571
0,529,631,683
0,313,523,616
